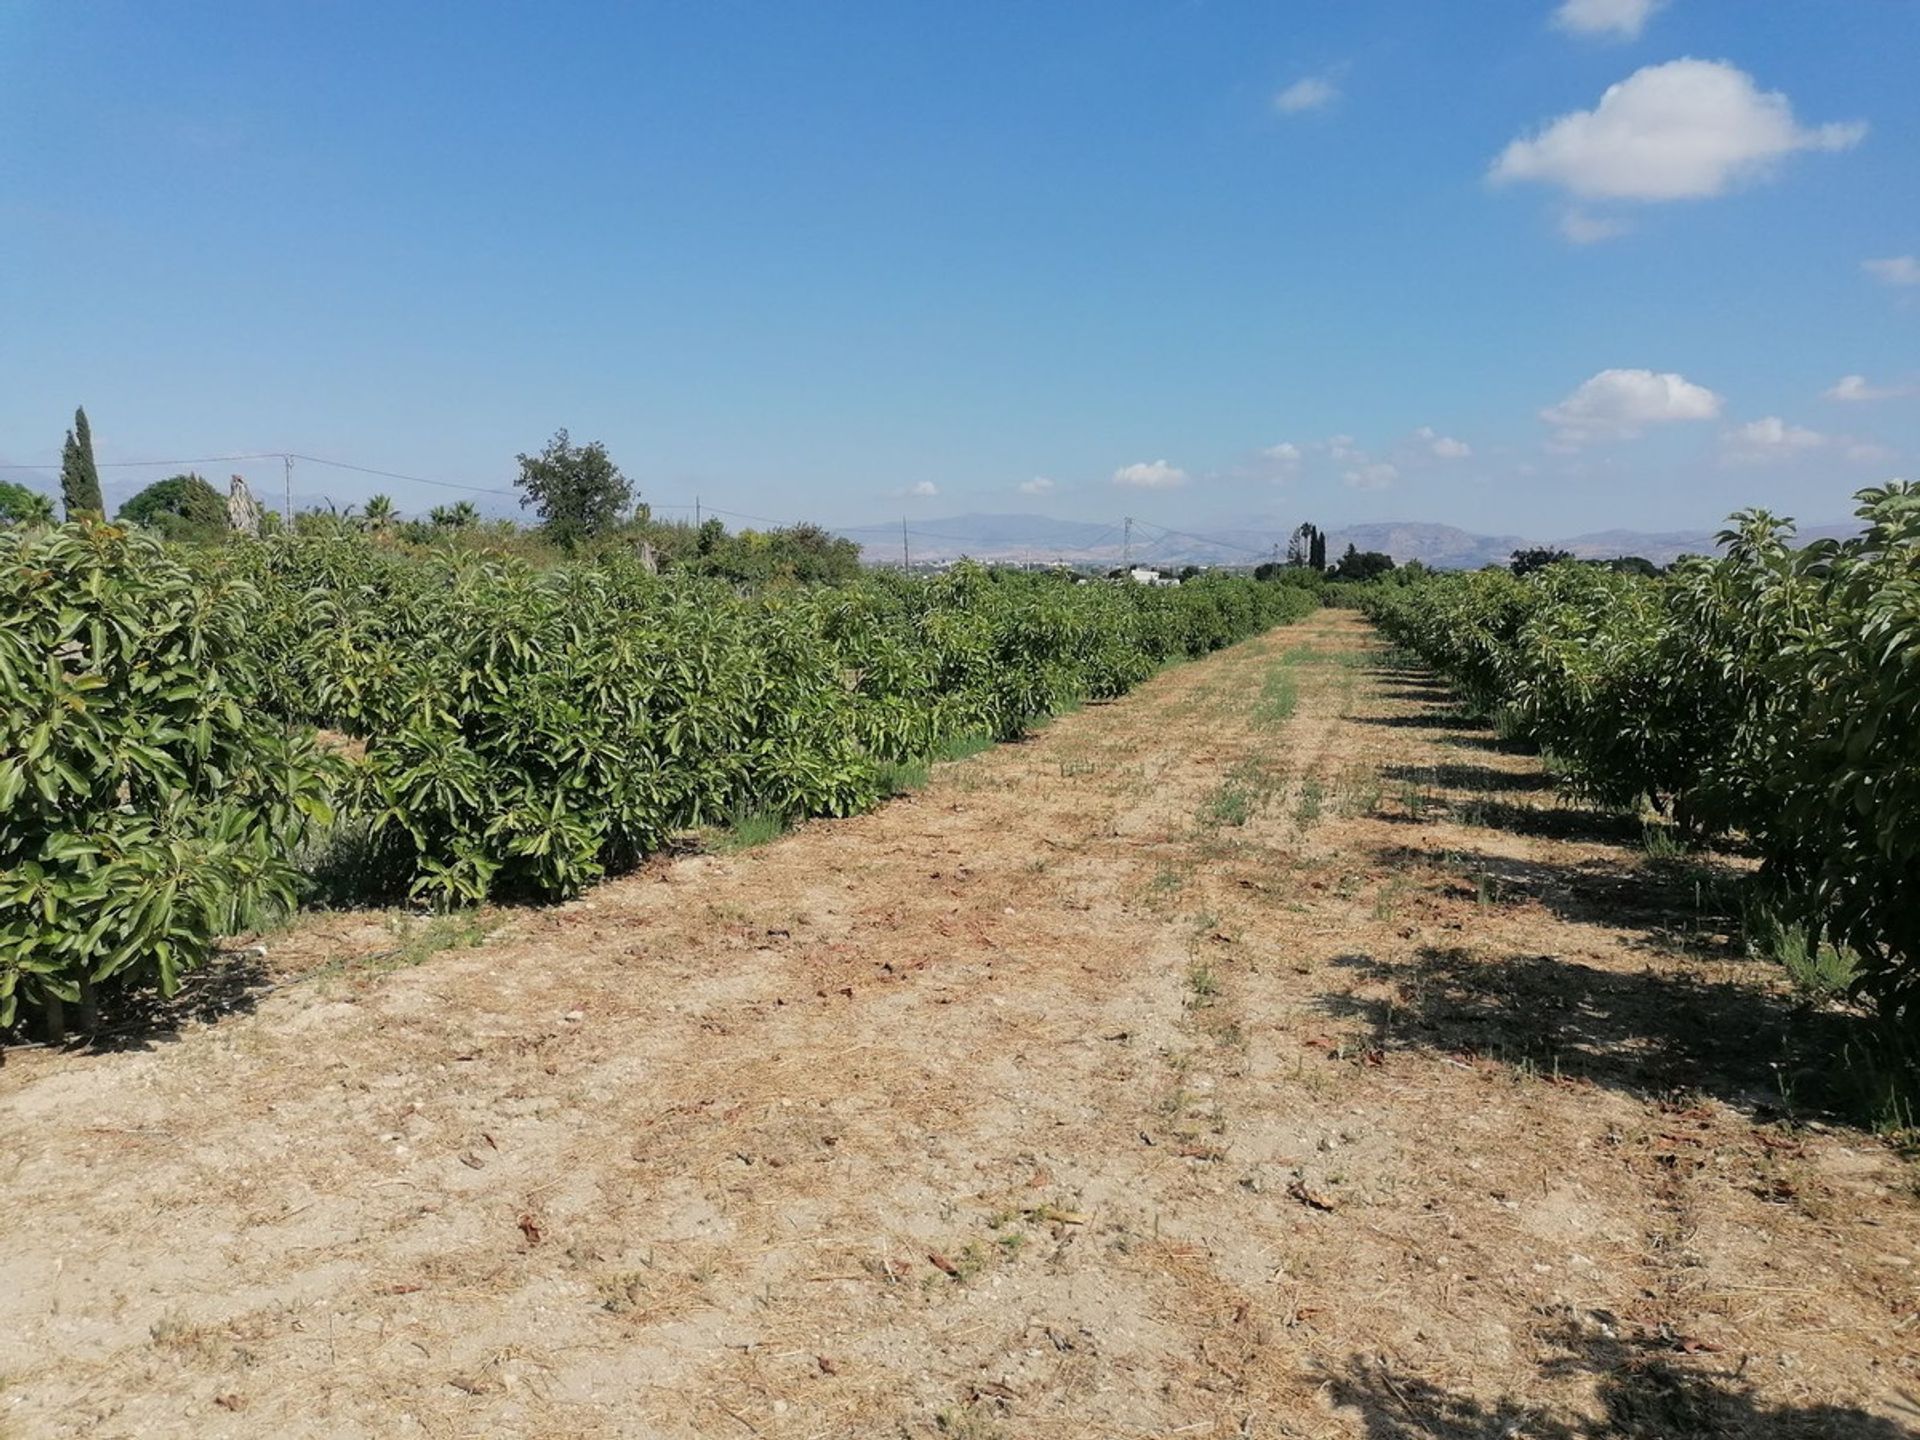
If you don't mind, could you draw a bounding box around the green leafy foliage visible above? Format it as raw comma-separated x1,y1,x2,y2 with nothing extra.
0,522,337,1032
117,472,229,542
0,481,55,527
514,430,633,549
60,406,104,518
220,536,1314,907
1333,544,1396,582
3,519,1313,1031
1365,484,1920,1052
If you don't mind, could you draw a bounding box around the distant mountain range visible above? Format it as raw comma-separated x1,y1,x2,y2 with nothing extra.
836,512,1863,570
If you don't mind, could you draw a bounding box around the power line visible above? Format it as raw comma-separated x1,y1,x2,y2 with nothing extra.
1,444,1269,564
1129,517,1271,559
0,454,278,472
286,454,519,497
0,450,521,500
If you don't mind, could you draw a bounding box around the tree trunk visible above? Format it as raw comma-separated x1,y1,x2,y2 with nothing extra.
41,992,65,1045
78,976,99,1033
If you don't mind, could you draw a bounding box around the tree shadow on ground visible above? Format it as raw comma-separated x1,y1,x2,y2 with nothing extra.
1356,710,1489,731
1327,1319,1918,1439
1435,731,1538,756
1454,796,1649,846
3,950,272,1060
1379,761,1557,795
1370,796,1650,847
1376,843,1745,956
1319,939,1872,1115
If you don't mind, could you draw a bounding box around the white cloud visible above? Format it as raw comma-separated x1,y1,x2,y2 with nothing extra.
1414,425,1471,459
1325,434,1361,462
1274,76,1339,114
1263,441,1303,464
1863,255,1920,287
1553,0,1666,41
1112,459,1189,490
905,480,938,497
1343,462,1398,490
1491,60,1866,202
1723,415,1826,463
1846,441,1896,465
1017,476,1055,495
1825,374,1908,402
1541,368,1723,441
1560,209,1632,244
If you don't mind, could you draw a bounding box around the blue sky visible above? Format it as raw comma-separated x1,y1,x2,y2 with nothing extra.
1,0,1914,538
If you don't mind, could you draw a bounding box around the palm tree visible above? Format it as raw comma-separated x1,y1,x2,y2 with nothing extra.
429,500,479,530
363,493,398,533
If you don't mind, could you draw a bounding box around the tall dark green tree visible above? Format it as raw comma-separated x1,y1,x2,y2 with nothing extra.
514,429,633,548
1287,521,1327,571
60,406,104,518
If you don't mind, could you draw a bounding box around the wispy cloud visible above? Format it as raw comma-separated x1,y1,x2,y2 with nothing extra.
1343,461,1399,490
1552,0,1667,41
1018,476,1055,494
1560,209,1633,244
1274,75,1340,115
1825,374,1910,402
1414,425,1471,459
1722,415,1825,464
1863,255,1920,287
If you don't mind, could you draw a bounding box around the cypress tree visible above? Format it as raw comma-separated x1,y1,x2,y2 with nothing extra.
1309,526,1326,573
60,407,104,518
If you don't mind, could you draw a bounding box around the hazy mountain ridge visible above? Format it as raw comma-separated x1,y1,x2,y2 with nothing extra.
838,513,1864,570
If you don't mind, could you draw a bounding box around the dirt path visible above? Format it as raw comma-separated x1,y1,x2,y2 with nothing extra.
3,611,1915,1439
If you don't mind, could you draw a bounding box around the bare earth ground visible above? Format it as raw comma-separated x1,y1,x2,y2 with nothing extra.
3,611,1917,1439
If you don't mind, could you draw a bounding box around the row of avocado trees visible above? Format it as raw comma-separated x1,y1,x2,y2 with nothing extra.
1363,483,1920,1056
1,521,1318,1036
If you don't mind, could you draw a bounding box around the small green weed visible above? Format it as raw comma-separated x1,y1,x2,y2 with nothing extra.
933,732,995,764
874,757,930,795
1254,665,1299,727
1745,902,1856,1003
1148,865,1186,903
307,909,496,985
1202,783,1253,828
1642,824,1690,861
715,803,785,852
1294,777,1325,827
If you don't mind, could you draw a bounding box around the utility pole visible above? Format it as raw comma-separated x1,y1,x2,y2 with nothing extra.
1122,516,1133,570
694,495,701,527
902,517,911,573
283,454,293,525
